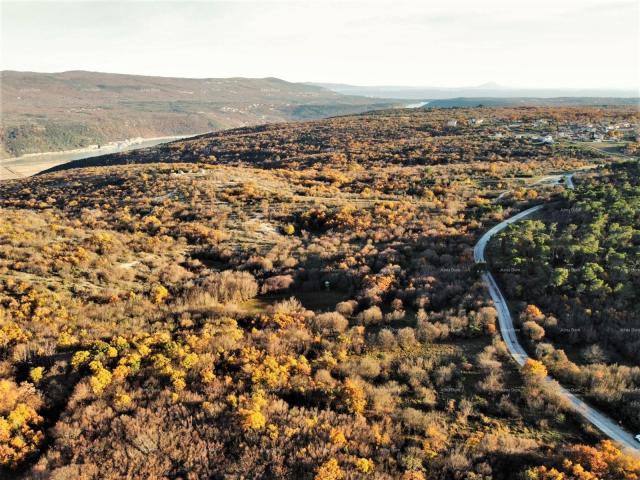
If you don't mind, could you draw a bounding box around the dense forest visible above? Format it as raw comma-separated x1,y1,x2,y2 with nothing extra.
1,107,639,479
489,160,640,431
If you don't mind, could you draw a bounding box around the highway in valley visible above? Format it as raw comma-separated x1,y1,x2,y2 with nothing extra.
474,173,640,452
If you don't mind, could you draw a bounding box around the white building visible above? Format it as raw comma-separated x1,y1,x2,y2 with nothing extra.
446,119,458,127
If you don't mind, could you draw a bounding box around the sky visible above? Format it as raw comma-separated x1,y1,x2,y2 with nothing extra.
1,0,639,89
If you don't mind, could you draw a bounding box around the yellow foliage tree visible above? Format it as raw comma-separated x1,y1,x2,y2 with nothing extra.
89,361,112,395
71,350,91,368
355,457,375,474
523,359,548,379
0,403,43,467
342,378,366,414
238,389,268,431
113,393,133,411
525,440,640,480
240,409,266,431
314,459,344,480
152,284,169,304
328,428,347,448
29,367,44,384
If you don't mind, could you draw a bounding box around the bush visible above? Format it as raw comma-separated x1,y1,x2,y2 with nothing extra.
397,328,417,349
378,329,397,350
356,357,381,379
313,312,348,334
336,300,357,317
261,274,295,294
523,321,545,341
477,370,504,394
417,321,450,342
199,270,259,304
360,306,383,325
401,407,429,433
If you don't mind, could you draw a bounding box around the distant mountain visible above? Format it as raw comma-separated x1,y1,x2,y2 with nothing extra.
426,97,640,108
309,82,639,100
0,71,402,158
475,82,504,90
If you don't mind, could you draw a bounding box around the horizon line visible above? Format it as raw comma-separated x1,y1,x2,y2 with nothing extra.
1,68,638,93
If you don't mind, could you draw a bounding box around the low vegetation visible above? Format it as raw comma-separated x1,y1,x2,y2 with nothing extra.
0,106,638,478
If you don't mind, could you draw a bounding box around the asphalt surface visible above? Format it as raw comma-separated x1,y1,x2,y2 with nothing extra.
474,173,640,452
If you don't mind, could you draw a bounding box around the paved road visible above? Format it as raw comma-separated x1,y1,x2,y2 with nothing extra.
474,173,640,452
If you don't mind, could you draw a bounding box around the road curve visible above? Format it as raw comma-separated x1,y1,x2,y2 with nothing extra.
474,173,640,452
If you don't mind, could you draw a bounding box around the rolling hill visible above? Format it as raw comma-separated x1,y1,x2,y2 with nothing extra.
311,81,639,100
42,104,638,176
425,97,640,108
2,106,639,478
0,70,401,158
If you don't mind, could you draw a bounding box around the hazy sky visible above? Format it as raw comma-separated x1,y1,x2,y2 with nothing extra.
1,0,639,88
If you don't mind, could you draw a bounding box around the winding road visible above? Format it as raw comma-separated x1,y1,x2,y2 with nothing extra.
474,173,640,452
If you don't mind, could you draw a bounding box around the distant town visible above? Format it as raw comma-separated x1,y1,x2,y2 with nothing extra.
445,116,639,145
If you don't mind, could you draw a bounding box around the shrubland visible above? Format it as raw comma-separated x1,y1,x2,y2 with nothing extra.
0,106,638,479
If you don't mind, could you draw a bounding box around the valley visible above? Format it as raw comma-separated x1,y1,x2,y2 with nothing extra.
0,71,401,159
0,134,193,179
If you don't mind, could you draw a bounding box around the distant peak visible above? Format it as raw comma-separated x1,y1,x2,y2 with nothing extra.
476,82,503,89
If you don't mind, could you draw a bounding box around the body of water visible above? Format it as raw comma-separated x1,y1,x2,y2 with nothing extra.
405,101,430,108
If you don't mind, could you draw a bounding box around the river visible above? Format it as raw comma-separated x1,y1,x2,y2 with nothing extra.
405,101,430,108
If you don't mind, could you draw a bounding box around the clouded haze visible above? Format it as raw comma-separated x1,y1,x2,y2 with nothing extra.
1,0,638,89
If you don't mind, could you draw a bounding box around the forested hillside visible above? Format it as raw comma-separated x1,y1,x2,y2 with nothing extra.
489,161,640,431
1,107,639,479
0,71,399,158
45,105,634,174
